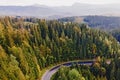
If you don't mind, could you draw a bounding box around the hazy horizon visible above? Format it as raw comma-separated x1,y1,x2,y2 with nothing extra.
1,0,120,6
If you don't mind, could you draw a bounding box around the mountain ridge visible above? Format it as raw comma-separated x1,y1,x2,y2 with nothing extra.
0,3,120,19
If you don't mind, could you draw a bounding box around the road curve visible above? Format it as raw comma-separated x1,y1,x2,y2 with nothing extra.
41,60,94,80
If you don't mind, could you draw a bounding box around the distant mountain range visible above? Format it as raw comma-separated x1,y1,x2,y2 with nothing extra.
1,3,120,19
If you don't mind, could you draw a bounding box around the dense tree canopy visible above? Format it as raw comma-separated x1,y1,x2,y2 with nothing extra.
0,17,120,79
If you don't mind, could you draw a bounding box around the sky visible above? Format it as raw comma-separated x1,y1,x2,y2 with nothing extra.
0,0,120,6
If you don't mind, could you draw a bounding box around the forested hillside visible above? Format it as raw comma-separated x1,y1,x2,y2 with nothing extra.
58,16,120,43
0,17,120,80
58,16,120,31
84,16,120,31
110,29,120,42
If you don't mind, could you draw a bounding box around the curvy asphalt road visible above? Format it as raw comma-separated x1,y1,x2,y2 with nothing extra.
41,60,94,80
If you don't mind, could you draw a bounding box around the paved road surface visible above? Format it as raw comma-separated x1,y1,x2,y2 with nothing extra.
41,60,94,80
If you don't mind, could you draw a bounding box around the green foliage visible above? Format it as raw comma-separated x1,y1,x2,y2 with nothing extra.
51,66,85,80
52,59,120,80
0,17,120,79
68,69,83,80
